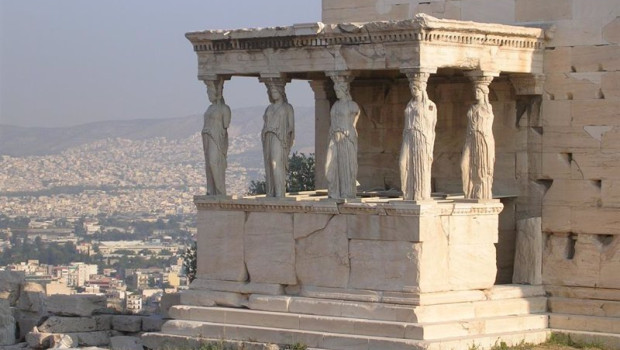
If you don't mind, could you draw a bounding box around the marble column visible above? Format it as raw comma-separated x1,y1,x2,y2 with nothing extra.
259,76,295,197
200,75,231,196
309,79,335,190
325,71,360,199
461,71,499,200
399,68,437,201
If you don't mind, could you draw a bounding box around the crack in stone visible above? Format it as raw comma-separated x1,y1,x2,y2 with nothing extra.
294,215,335,240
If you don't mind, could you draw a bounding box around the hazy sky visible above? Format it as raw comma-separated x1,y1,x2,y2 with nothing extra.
0,1,321,127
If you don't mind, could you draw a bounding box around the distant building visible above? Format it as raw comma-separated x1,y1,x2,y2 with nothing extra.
126,293,142,313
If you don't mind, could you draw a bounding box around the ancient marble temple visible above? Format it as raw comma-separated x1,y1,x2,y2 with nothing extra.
144,13,555,350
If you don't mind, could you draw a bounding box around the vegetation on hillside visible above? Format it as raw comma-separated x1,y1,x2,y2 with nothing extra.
248,152,315,195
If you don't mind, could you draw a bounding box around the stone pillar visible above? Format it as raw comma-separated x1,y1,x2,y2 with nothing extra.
199,74,231,196
461,71,499,200
309,79,334,190
325,71,360,199
509,74,545,285
259,75,295,198
400,68,437,201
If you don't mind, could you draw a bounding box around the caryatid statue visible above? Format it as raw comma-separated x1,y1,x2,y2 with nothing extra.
201,78,231,196
461,75,496,200
326,73,360,199
261,78,295,197
399,71,437,201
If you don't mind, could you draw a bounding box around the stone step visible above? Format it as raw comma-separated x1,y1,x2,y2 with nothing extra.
169,305,420,339
425,329,549,350
146,323,549,350
420,314,548,340
141,332,281,350
162,311,548,341
245,294,547,323
160,319,428,350
548,297,620,317
549,313,620,334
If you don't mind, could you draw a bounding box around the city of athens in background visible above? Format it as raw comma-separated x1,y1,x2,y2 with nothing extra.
0,0,319,314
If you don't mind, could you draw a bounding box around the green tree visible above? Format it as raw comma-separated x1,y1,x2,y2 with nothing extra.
287,152,315,192
182,242,197,283
247,179,267,195
247,152,315,195
74,217,86,236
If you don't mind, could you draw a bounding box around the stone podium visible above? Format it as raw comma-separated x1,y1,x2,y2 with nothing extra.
143,13,550,350
145,196,548,350
190,197,501,296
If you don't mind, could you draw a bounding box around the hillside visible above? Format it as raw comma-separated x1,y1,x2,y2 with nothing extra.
0,106,316,216
0,106,315,157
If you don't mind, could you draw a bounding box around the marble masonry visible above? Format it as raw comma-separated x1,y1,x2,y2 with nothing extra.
144,1,620,349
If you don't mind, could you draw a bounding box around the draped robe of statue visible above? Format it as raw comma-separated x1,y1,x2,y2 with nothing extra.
399,94,437,201
202,99,231,196
262,97,295,197
326,96,360,199
461,95,495,199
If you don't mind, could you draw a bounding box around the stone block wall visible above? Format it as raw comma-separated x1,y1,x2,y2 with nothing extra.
517,0,620,299
195,199,501,298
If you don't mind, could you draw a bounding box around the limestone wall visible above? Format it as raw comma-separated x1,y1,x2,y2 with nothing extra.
194,198,501,300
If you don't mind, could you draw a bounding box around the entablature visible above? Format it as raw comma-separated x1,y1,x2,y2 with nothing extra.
186,14,545,78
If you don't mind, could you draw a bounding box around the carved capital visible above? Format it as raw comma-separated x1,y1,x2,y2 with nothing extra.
326,70,355,83
259,74,290,90
465,70,499,87
198,74,231,82
400,66,437,75
403,71,430,85
201,76,229,104
509,74,545,96
259,72,290,81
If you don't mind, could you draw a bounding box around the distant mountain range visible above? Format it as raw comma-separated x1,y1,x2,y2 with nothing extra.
0,106,315,157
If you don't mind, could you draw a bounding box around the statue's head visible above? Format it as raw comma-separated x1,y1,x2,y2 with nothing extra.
409,79,427,100
474,84,490,104
205,79,224,104
267,82,287,103
334,78,351,101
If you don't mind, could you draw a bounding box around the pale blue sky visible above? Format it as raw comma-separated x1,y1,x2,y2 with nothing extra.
0,1,321,127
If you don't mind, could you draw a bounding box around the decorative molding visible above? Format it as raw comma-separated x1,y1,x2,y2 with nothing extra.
194,196,503,216
187,15,545,53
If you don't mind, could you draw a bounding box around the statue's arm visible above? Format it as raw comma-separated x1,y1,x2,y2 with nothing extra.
287,104,295,149
430,101,438,130
223,105,232,129
352,102,361,127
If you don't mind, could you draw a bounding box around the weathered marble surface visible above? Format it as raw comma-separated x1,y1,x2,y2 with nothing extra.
193,196,502,298
187,14,544,77
201,78,231,196
261,79,295,198
326,73,360,199
461,74,496,200
512,217,543,285
399,70,437,200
